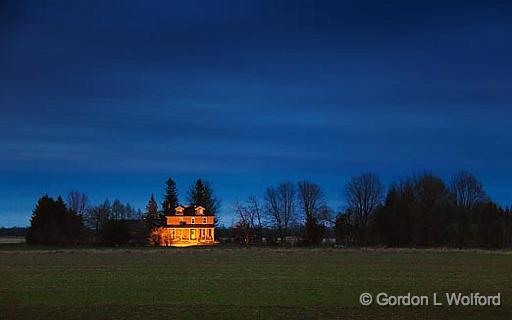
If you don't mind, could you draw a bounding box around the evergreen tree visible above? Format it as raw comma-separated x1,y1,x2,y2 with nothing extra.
143,194,162,229
187,179,221,223
146,194,158,214
162,178,178,215
26,195,83,246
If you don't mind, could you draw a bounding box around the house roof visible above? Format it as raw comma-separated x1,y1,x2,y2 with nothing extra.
167,205,213,216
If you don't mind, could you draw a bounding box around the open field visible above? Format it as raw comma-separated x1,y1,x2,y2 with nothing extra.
1,246,511,319
0,237,25,244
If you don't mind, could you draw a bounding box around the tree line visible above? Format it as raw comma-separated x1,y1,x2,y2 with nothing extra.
231,171,512,249
25,171,512,248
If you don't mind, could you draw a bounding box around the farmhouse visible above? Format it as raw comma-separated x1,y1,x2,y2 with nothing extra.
151,205,216,247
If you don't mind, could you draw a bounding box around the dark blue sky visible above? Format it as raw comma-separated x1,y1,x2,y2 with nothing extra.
1,1,511,226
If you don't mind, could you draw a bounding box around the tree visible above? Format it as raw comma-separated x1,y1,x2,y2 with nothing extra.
411,173,452,246
125,203,136,219
232,196,264,244
474,201,504,249
143,194,162,230
85,200,110,232
297,181,326,245
162,178,178,215
111,199,126,220
146,194,158,215
26,195,83,246
344,173,384,245
334,212,353,245
187,179,221,224
233,199,253,245
265,182,296,244
375,180,415,247
450,171,487,248
67,191,89,216
247,196,263,242
374,174,454,247
450,171,487,210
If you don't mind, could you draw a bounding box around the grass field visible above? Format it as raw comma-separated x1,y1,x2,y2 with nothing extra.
0,236,25,244
0,246,511,319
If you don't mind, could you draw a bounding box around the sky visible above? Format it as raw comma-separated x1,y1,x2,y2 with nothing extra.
1,0,511,227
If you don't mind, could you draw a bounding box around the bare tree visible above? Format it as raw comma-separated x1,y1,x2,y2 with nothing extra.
344,173,384,244
112,199,126,220
450,171,487,248
265,182,296,243
298,181,326,244
318,206,337,226
67,191,89,216
297,181,324,219
247,196,263,241
85,199,111,233
233,199,253,245
233,196,264,244
450,171,487,210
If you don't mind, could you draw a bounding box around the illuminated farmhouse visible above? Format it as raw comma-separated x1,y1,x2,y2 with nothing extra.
151,205,216,247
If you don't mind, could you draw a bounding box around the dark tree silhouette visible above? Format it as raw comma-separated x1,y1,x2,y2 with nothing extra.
84,199,111,232
334,212,353,245
67,191,89,216
265,182,296,244
450,171,487,210
450,171,487,248
143,194,162,230
297,181,326,245
162,177,178,215
247,196,263,242
411,173,452,246
344,173,384,245
146,194,158,214
233,196,264,244
233,199,253,245
111,199,126,220
187,179,221,225
26,195,83,246
375,174,454,247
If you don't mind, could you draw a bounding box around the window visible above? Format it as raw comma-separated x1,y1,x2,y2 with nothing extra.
203,217,207,224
